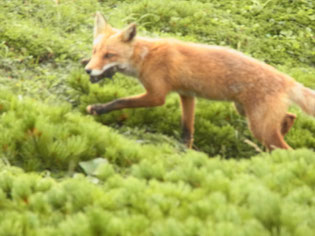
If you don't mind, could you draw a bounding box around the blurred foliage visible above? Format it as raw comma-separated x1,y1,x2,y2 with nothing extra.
1,149,315,235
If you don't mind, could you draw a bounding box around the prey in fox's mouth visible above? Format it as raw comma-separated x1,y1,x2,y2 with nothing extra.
81,58,117,83
89,66,117,83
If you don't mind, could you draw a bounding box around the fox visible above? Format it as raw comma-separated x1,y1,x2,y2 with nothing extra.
84,12,315,150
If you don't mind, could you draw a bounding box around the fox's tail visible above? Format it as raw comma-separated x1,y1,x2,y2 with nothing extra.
289,82,315,117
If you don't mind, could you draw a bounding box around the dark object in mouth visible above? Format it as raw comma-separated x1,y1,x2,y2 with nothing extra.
89,66,116,83
81,58,117,83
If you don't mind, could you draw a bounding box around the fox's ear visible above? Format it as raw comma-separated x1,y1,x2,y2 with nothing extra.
121,23,137,42
94,11,108,38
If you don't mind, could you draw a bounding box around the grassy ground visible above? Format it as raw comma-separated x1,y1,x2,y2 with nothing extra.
0,0,314,235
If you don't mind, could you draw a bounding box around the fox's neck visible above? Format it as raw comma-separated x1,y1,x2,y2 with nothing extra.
118,37,158,78
128,38,158,76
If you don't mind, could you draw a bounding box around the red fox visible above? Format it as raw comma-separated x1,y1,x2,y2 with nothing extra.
84,12,315,150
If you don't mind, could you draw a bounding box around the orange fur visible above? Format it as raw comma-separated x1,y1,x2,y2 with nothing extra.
85,12,315,151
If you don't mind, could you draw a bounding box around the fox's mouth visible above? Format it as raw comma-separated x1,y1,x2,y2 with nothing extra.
81,58,118,83
89,66,117,83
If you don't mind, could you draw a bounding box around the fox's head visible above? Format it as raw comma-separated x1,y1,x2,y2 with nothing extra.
85,12,137,83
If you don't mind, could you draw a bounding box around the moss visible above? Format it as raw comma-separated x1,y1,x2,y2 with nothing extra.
1,149,315,235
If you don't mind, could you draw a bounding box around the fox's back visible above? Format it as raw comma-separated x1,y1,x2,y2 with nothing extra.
143,39,293,102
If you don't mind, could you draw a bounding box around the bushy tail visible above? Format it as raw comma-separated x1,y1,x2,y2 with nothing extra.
289,82,315,117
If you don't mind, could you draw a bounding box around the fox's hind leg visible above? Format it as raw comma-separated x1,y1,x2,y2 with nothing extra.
235,102,295,136
245,100,291,150
281,113,296,136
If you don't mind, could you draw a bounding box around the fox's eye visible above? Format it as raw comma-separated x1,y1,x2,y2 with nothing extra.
104,53,115,59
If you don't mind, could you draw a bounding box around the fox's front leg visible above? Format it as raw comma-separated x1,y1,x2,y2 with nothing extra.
87,92,166,115
180,95,195,149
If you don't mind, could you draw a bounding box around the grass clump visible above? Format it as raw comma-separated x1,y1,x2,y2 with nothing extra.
1,149,315,235
0,89,148,172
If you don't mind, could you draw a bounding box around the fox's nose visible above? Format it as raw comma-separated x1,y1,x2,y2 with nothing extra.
85,69,92,75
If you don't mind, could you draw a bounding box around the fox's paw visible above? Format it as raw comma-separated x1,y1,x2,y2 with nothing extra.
86,105,100,115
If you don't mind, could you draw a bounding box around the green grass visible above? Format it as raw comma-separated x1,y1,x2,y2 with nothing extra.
1,149,315,235
0,0,314,235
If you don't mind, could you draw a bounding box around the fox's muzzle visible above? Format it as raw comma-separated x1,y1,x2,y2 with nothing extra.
81,58,117,83
89,66,116,83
